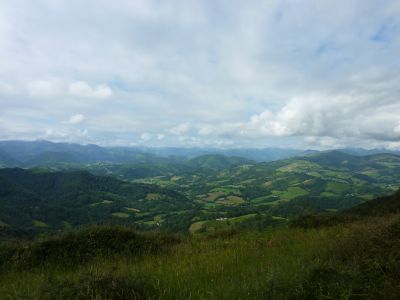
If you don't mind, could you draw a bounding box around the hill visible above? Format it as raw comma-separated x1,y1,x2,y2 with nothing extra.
0,191,399,299
0,148,19,167
0,140,109,162
0,168,193,237
186,154,253,170
81,151,400,234
22,151,84,167
139,151,400,223
1,150,400,237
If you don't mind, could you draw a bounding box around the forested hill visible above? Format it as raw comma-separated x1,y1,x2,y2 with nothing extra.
0,168,193,238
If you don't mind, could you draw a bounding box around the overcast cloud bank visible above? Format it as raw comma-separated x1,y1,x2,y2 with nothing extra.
0,0,399,149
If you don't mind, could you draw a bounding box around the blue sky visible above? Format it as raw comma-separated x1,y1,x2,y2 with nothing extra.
0,0,400,149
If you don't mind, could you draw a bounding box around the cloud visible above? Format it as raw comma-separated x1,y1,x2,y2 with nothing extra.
44,128,88,142
0,83,15,94
305,136,344,149
196,72,400,147
69,81,112,99
169,123,191,135
27,79,61,97
140,133,152,141
67,114,85,124
45,128,68,139
0,0,399,148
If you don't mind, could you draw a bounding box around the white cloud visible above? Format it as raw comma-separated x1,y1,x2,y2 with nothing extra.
67,114,85,124
196,80,400,147
0,83,15,94
140,132,152,141
27,79,61,97
394,123,400,134
169,123,191,135
45,128,68,139
305,136,344,149
69,81,112,99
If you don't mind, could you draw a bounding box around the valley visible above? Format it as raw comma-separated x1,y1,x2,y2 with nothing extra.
0,141,399,237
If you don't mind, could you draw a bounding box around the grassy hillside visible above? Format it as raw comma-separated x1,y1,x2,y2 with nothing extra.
0,191,399,299
0,168,194,238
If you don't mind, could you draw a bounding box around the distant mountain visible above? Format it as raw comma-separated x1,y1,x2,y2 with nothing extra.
145,147,308,162
23,151,84,167
303,150,368,170
0,148,19,167
1,141,399,180
302,150,400,172
0,140,182,165
0,141,313,165
221,148,311,162
0,140,109,163
340,148,400,156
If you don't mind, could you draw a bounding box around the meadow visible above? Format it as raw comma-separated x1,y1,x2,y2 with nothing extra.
1,206,399,299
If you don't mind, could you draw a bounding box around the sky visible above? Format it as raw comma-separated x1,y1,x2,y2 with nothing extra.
0,0,400,149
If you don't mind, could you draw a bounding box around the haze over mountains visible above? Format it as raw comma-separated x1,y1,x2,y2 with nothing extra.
1,140,400,168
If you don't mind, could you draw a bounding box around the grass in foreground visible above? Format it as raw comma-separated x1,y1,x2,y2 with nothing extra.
0,213,400,299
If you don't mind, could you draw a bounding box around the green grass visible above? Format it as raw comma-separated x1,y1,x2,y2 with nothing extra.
204,192,225,202
273,187,309,200
277,160,320,172
320,191,337,197
209,187,241,194
32,220,49,228
89,200,113,207
326,181,350,193
216,195,245,205
189,214,258,234
62,221,72,229
189,221,207,233
112,212,131,218
0,226,337,299
1,212,400,299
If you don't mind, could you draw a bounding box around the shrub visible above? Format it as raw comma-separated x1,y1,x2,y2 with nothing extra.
0,226,181,269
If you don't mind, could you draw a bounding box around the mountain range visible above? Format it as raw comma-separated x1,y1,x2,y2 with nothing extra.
1,140,400,168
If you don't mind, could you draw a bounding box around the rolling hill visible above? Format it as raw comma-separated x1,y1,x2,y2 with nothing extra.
0,168,194,238
1,144,400,237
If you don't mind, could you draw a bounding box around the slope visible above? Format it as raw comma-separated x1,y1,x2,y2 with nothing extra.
0,168,194,237
1,191,399,299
